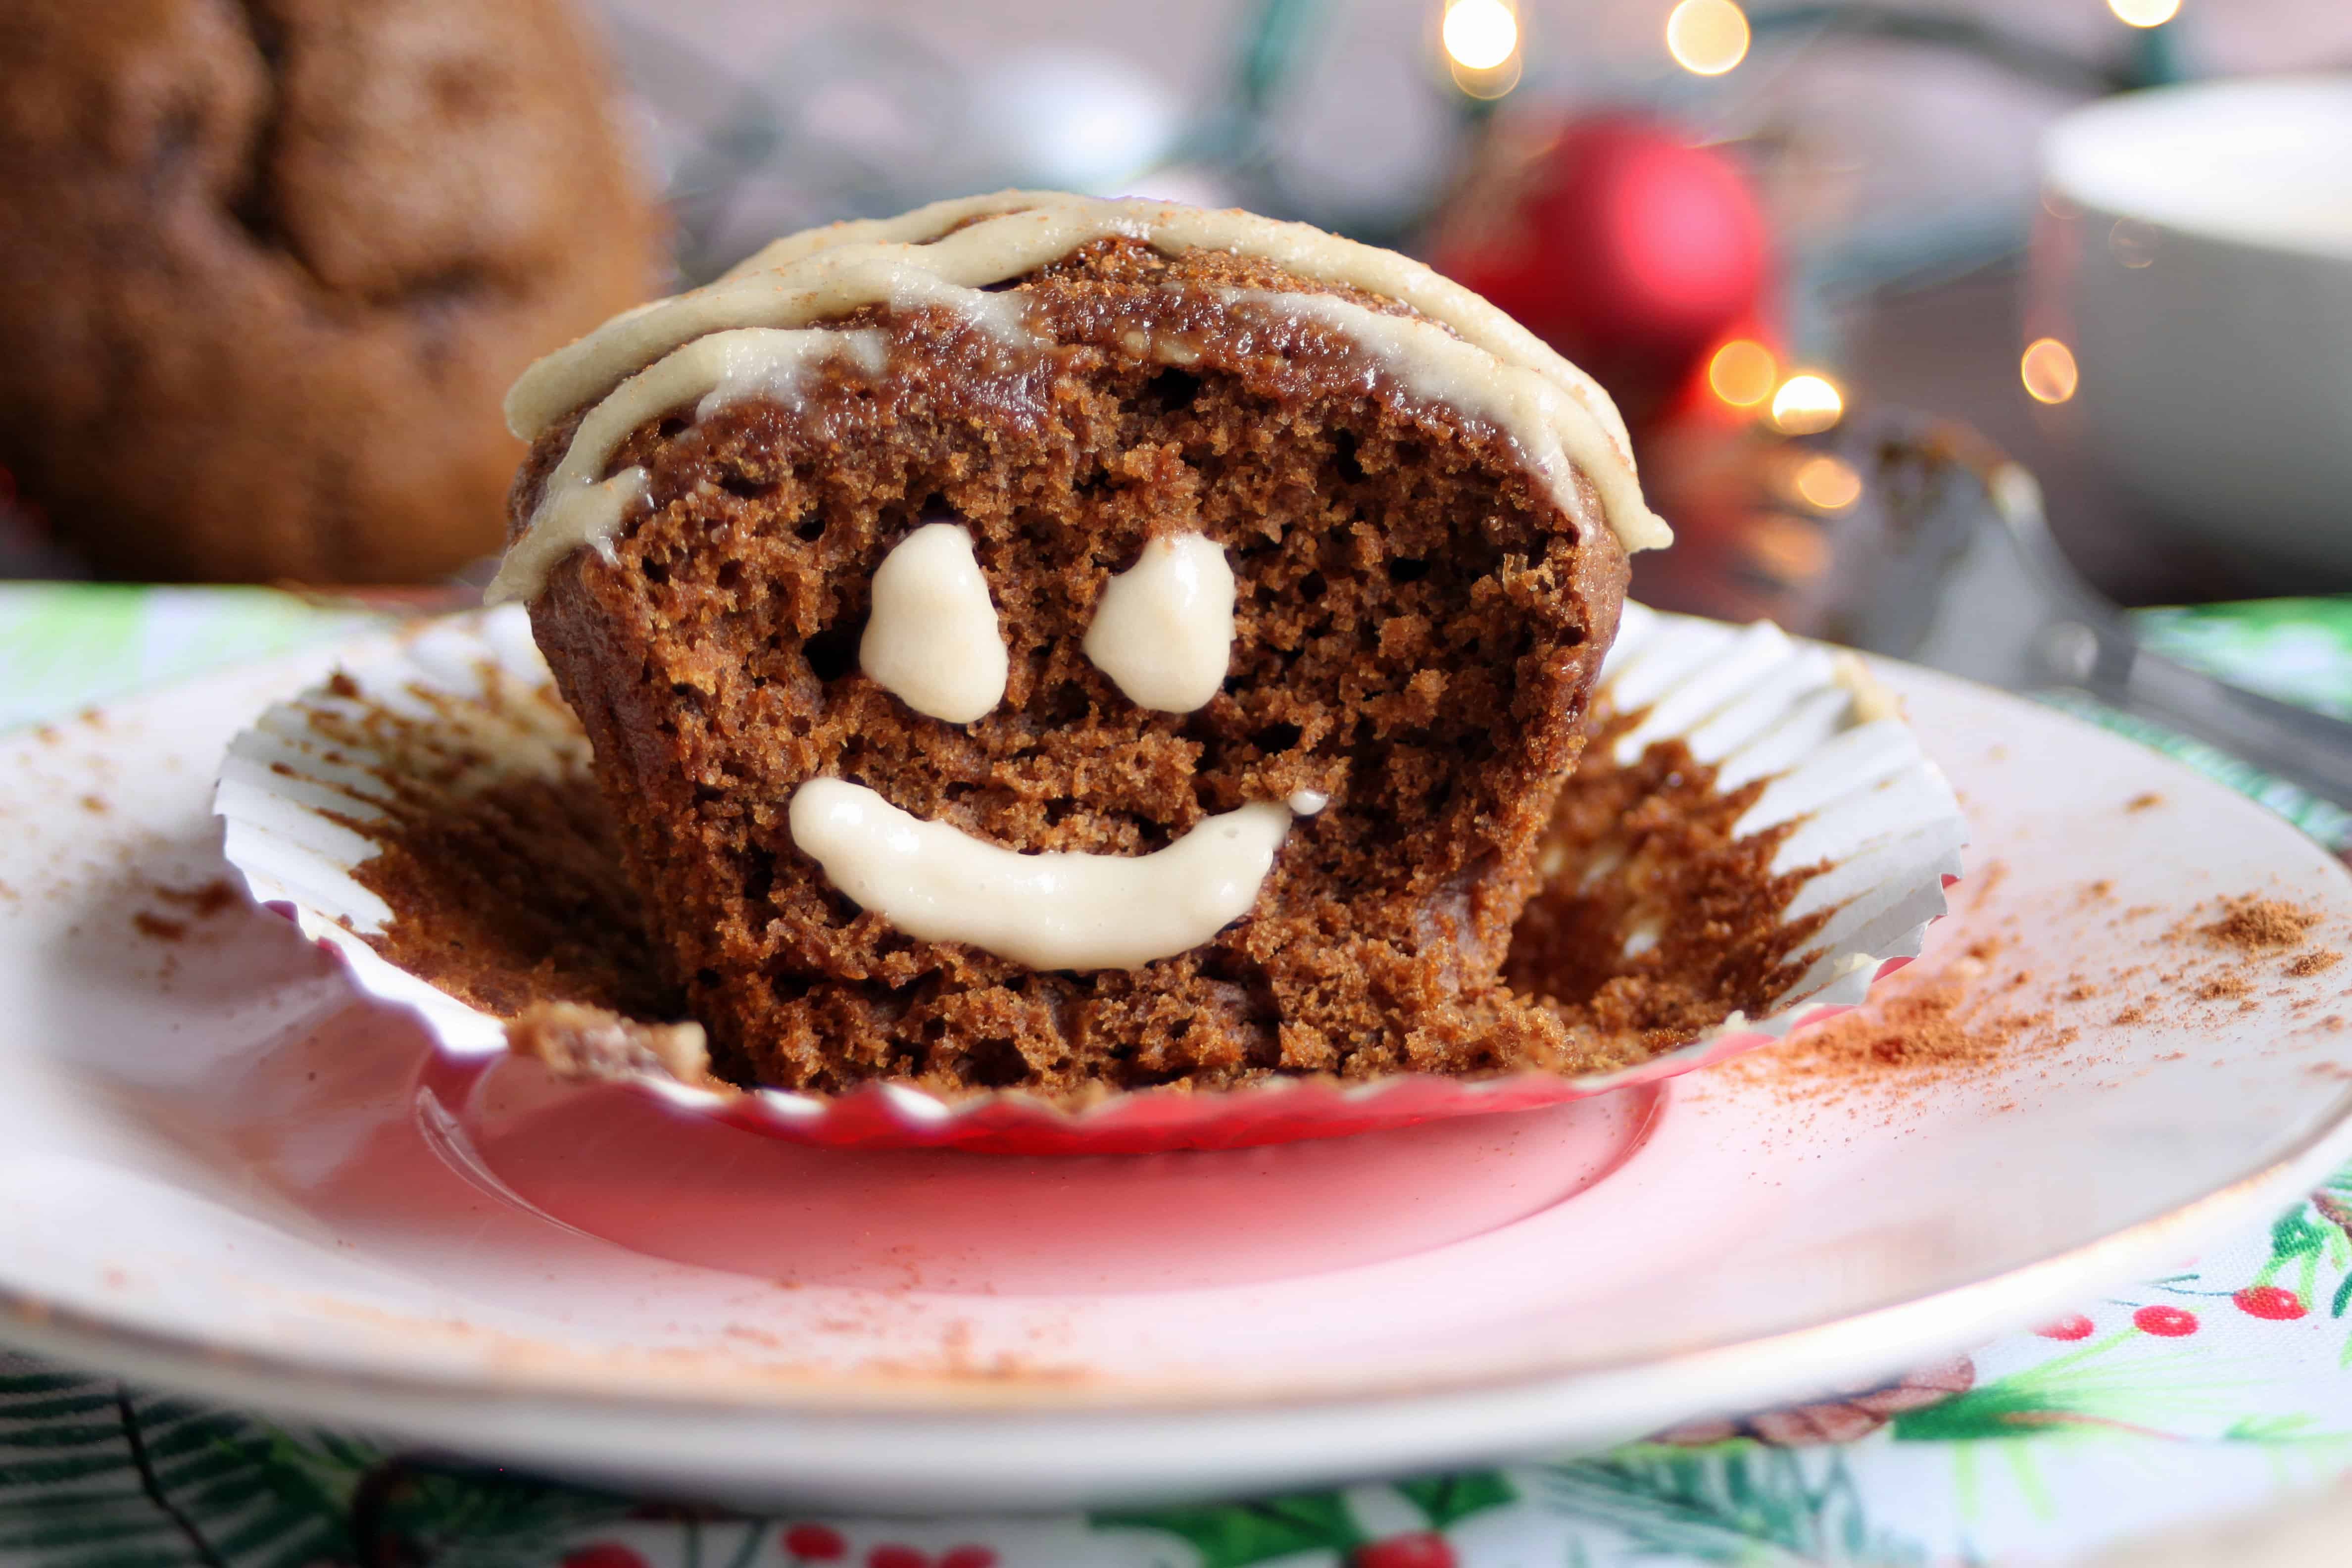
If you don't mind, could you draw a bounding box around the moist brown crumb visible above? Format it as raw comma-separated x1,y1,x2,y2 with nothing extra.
1502,713,1827,1056
2196,973,2252,1001
2290,950,2343,977
505,1001,713,1087
322,672,679,1027
340,682,1826,1101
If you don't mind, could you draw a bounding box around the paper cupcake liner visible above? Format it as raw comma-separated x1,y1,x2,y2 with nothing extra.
215,603,1965,1155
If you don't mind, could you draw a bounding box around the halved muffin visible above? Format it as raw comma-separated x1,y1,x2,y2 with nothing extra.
490,192,1670,1094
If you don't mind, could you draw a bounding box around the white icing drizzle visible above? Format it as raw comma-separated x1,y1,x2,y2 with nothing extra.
1287,789,1328,816
1082,532,1236,714
788,779,1293,971
484,328,886,605
696,330,887,422
493,192,1668,603
1222,288,1642,534
858,522,1009,724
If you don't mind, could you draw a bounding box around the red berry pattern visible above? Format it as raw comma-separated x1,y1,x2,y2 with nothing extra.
2034,1315,2095,1341
562,1547,650,1568
2235,1285,2307,1321
1351,1531,1459,1568
856,1548,994,1568
784,1523,848,1561
2133,1304,2200,1337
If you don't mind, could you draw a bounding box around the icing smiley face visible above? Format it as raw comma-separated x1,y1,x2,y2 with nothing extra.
788,521,1321,972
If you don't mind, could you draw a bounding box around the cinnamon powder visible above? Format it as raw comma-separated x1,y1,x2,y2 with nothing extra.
2201,896,2321,949
1723,931,2074,1105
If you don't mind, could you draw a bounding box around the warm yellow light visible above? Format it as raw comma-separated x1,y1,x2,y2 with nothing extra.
1443,0,1519,71
1769,373,1844,435
2107,0,2181,27
2021,337,2080,404
1708,339,1778,407
1666,0,1751,76
1792,454,1863,512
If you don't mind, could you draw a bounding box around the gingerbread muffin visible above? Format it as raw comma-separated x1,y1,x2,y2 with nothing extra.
0,0,660,583
491,192,1672,1095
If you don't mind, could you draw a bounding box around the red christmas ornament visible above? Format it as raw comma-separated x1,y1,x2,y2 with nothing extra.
1429,112,1772,426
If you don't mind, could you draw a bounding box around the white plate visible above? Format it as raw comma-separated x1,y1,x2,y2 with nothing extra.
2,649,2352,1513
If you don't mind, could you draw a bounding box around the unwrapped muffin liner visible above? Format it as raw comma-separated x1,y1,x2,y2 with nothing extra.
215,603,1965,1154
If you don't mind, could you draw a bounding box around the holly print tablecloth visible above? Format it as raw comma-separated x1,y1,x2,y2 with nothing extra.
10,584,2352,1568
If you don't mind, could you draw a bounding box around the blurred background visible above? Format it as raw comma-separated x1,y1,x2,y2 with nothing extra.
4,0,2350,627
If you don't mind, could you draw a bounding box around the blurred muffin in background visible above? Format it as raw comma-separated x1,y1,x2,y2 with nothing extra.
0,0,661,584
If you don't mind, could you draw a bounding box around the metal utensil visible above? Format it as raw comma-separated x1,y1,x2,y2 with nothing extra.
1816,412,2352,806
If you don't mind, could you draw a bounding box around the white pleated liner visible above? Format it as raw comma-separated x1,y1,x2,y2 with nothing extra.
216,609,568,1058
214,603,1967,1127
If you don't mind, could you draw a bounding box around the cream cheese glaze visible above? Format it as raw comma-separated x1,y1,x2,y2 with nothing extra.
487,328,886,604
857,521,1009,724
489,191,1669,605
787,779,1296,971
1081,532,1237,715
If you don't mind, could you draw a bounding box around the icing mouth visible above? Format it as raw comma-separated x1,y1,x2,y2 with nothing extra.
787,779,1320,971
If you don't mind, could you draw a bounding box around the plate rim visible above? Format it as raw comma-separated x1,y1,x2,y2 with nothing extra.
0,1094,2347,1511
5,640,2352,1492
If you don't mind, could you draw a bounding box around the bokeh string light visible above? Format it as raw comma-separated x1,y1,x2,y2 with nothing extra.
1769,373,1845,435
2020,338,2080,404
1791,454,1864,513
2108,0,2183,27
1441,0,1519,71
1666,0,1751,76
1707,340,1778,407
1441,0,1522,98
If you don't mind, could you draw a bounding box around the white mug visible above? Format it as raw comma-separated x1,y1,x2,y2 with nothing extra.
2034,76,2352,577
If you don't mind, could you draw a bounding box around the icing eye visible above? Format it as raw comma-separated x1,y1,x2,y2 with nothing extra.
858,522,1009,723
1082,533,1237,714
